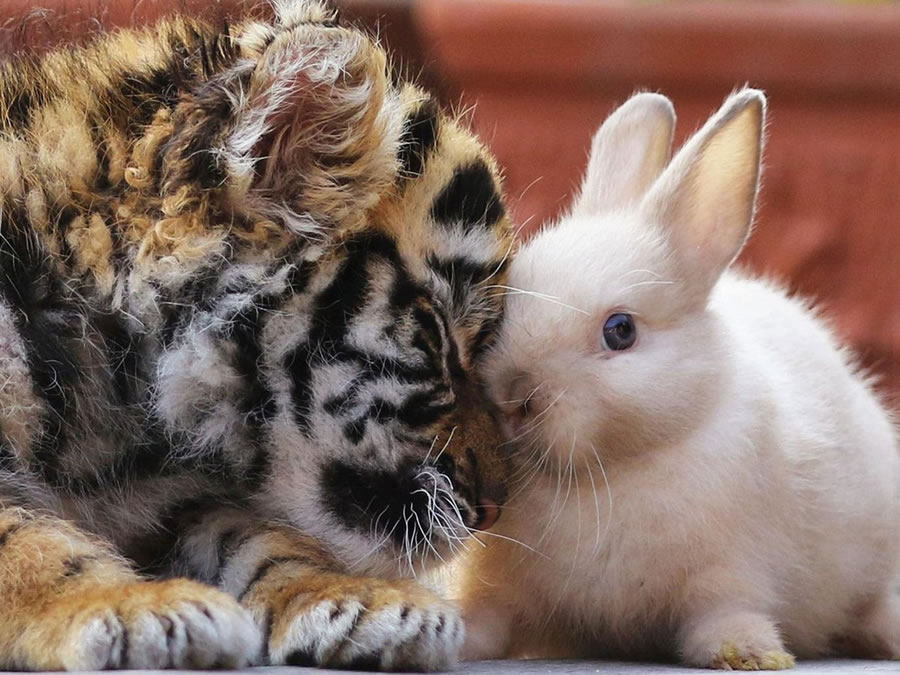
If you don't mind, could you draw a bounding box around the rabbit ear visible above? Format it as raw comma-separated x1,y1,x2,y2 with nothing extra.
573,92,676,216
641,88,765,301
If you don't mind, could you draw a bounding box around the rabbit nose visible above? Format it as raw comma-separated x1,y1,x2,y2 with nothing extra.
473,499,501,530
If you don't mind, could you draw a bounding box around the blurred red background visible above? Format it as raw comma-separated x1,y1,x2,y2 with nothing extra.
0,0,897,397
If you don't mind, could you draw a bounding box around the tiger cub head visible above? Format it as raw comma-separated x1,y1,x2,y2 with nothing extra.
157,1,516,576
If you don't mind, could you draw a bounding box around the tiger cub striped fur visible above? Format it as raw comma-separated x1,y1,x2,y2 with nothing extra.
0,0,514,670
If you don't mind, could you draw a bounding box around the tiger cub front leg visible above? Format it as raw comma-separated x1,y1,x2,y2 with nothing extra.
177,509,463,671
0,507,260,671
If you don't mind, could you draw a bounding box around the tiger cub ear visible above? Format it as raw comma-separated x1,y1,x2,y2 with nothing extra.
225,24,404,238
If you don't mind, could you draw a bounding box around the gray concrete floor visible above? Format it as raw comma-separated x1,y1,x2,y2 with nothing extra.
448,662,899,674
449,661,900,674
12,662,892,674
281,662,895,674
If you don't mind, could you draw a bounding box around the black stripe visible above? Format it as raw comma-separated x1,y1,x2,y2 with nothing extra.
322,348,445,445
342,604,366,646
61,554,98,580
311,235,387,348
413,307,442,350
335,349,440,385
434,306,466,378
98,203,130,279
199,25,240,78
398,98,439,178
388,261,424,311
471,315,501,359
159,262,225,345
118,617,130,670
341,397,399,445
285,344,315,434
51,204,79,261
171,88,231,189
120,65,184,130
93,310,145,405
261,610,275,665
229,303,276,436
238,559,279,601
287,235,452,441
0,436,16,472
285,235,397,431
7,88,32,127
131,496,219,576
0,214,84,485
430,160,505,229
196,30,214,79
238,556,313,602
231,261,315,481
428,255,495,309
161,64,253,190
341,418,367,445
338,375,451,442
91,128,114,191
0,516,30,549
282,260,315,297
214,527,249,586
397,389,454,429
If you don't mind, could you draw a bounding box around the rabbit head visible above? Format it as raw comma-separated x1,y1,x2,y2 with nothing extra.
485,89,766,466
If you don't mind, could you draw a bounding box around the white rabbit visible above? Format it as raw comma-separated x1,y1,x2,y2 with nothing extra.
456,89,900,669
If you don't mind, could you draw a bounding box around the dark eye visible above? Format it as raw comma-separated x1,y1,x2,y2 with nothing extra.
602,313,636,351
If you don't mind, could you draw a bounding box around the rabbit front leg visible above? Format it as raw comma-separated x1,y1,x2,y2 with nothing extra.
460,591,515,661
680,608,795,670
676,566,795,670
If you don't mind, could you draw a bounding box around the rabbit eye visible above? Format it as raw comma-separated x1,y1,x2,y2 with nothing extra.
602,313,636,351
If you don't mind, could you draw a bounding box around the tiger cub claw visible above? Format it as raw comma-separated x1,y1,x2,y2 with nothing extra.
15,579,261,671
262,576,463,671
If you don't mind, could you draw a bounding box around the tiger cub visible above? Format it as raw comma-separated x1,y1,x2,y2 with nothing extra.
0,0,514,670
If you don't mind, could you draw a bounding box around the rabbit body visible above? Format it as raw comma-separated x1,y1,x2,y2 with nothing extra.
458,90,899,669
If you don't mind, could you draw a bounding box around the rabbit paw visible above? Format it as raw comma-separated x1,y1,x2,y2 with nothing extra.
16,579,261,670
681,609,795,670
254,574,463,671
714,642,796,670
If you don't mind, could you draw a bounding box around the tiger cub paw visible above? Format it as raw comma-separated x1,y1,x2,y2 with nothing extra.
681,610,795,670
255,575,463,671
16,579,261,670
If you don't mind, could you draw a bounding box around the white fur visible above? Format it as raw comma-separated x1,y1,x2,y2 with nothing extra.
271,0,335,28
463,90,900,668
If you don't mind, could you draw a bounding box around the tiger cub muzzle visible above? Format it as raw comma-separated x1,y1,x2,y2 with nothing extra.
320,377,507,568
